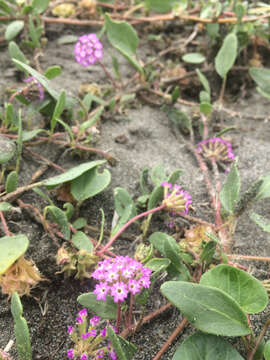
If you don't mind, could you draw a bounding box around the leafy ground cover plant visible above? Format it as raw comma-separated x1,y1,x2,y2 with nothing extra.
1,1,270,359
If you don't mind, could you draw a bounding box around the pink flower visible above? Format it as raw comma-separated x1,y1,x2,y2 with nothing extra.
90,315,100,326
79,308,87,317
196,137,235,162
67,349,75,359
110,281,128,303
128,279,141,295
93,282,109,301
74,33,103,67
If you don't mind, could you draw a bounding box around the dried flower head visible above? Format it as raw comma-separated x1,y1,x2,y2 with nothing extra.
92,256,152,303
0,256,45,298
196,137,235,162
74,34,103,67
23,76,44,102
162,182,192,216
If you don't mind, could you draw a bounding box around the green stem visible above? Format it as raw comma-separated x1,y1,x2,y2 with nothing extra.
97,204,165,255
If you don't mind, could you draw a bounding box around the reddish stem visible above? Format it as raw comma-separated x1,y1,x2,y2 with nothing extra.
116,301,122,333
152,317,189,360
97,204,165,255
0,211,11,236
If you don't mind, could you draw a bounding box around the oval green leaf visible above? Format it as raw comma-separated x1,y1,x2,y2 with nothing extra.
71,167,111,203
264,340,270,360
0,235,29,275
200,264,268,313
72,231,93,253
220,160,240,214
249,67,270,94
105,14,143,74
5,170,18,194
77,292,117,319
182,53,206,64
43,160,106,188
0,136,16,164
173,332,244,360
44,65,62,80
5,20,24,41
161,281,251,336
215,33,238,79
107,325,137,360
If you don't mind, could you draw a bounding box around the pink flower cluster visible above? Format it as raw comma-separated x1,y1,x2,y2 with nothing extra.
92,256,152,303
67,309,117,360
196,137,235,162
74,33,103,67
162,182,192,216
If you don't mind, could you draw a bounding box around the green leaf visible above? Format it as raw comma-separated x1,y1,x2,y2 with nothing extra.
255,174,270,200
147,185,163,210
249,212,270,233
235,3,246,23
11,292,32,360
200,102,212,115
8,42,29,72
44,66,62,79
140,168,149,195
51,90,66,133
172,332,244,360
200,240,216,265
0,137,16,164
5,20,24,41
80,106,104,132
45,205,70,240
167,169,182,185
249,67,270,94
111,203,135,237
44,160,106,188
72,231,93,252
77,292,117,319
199,91,210,103
22,129,45,142
0,202,13,212
149,232,191,280
105,14,143,74
0,0,14,15
200,264,268,313
0,235,29,275
220,160,241,214
12,59,77,107
196,69,211,94
72,217,87,229
71,167,111,203
28,14,40,48
167,107,191,134
182,53,206,64
215,33,238,79
161,281,251,336
145,257,171,275
107,325,137,360
145,0,179,13
114,187,136,218
5,170,18,193
31,0,49,14
264,340,270,360
150,164,166,187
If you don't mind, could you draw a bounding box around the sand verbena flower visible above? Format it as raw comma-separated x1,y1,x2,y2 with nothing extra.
92,256,152,303
67,309,117,359
74,33,103,66
196,137,235,162
161,182,192,216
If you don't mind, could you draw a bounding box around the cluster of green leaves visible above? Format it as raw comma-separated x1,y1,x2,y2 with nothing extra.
2,0,49,47
161,263,269,359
